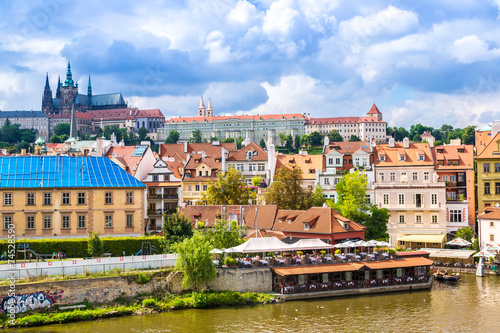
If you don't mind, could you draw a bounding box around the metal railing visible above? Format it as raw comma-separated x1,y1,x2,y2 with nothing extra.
0,254,177,279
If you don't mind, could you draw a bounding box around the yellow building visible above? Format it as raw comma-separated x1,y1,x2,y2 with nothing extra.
476,132,500,213
0,156,146,238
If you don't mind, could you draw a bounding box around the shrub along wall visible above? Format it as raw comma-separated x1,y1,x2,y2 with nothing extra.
0,236,164,258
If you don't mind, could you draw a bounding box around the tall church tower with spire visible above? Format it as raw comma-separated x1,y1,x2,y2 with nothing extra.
59,61,79,114
198,96,206,117
42,73,54,114
207,98,213,117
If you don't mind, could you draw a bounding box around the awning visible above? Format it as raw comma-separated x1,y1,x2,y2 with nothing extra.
420,248,475,259
397,234,446,244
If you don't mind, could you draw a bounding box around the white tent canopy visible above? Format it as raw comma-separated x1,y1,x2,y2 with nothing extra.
445,238,472,246
334,241,356,248
289,239,336,250
209,248,224,254
473,250,496,258
224,237,292,253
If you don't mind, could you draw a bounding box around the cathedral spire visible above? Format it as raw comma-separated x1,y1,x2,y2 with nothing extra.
44,72,50,88
56,75,61,98
42,73,54,114
87,74,92,96
198,96,206,117
63,60,75,87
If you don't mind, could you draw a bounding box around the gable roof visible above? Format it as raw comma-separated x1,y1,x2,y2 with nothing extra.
324,141,371,155
135,109,164,118
374,142,433,167
276,154,324,180
0,156,145,188
367,103,382,114
105,146,149,176
476,132,500,159
160,142,236,163
227,142,268,161
88,108,138,120
431,145,474,170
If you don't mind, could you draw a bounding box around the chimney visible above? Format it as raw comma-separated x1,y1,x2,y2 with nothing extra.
492,121,500,136
267,144,276,184
403,137,409,149
449,138,461,146
221,147,226,171
202,150,206,158
96,137,103,156
183,141,188,153
389,138,395,148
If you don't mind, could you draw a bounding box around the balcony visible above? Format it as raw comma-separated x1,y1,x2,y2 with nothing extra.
147,209,164,215
445,181,457,188
148,194,179,200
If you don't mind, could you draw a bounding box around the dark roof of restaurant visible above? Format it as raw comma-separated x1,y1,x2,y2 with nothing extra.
271,257,433,276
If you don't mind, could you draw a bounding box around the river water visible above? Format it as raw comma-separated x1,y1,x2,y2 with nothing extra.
16,274,500,333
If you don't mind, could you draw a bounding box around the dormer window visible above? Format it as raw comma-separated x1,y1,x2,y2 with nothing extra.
279,218,283,223
380,155,385,162
344,223,349,230
246,151,253,160
437,149,444,153
304,223,310,230
418,155,424,161
400,155,406,161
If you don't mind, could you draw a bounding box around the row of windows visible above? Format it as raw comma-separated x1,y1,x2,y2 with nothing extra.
382,193,437,205
483,182,500,195
379,172,430,182
483,163,500,173
3,192,134,206
186,184,208,192
227,163,265,172
3,214,134,230
398,215,438,224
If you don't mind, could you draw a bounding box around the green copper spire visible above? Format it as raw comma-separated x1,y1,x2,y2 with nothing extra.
63,60,75,87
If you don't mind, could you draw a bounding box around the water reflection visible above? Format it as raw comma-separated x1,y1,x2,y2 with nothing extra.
15,274,500,333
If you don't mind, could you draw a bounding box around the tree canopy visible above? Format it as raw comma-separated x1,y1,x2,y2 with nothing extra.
172,232,216,290
165,130,180,144
259,138,266,149
138,126,148,142
54,123,70,136
198,167,256,205
161,212,193,252
308,131,323,146
191,129,203,143
328,130,343,142
265,165,315,210
199,219,245,250
349,135,361,142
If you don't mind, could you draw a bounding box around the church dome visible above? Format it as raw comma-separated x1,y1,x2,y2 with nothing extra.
35,137,45,146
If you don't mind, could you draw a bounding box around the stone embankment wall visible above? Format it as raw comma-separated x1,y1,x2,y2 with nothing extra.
0,268,273,307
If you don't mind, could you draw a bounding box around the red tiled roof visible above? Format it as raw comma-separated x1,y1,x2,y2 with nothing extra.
306,116,385,125
105,146,147,176
48,112,92,119
88,108,138,120
324,141,371,155
167,113,305,123
135,109,164,118
367,103,382,114
227,142,268,162
431,145,474,170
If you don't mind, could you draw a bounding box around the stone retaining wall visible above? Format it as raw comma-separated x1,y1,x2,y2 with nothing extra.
0,268,273,309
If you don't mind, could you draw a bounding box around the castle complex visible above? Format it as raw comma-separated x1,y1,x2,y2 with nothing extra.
42,61,127,115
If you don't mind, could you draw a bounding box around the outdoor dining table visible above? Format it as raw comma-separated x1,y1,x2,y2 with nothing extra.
310,258,317,263
277,259,285,265
243,261,252,268
360,252,367,255
355,255,361,260
347,253,355,257
325,257,332,262
382,253,389,257
369,254,376,259
295,258,302,263
259,260,269,266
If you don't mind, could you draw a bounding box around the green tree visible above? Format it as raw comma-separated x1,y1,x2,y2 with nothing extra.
191,129,203,143
329,170,369,222
259,138,266,149
1,121,21,143
210,137,218,142
15,141,30,152
252,175,262,186
198,167,256,205
461,126,476,145
199,219,245,250
165,130,180,144
349,135,361,142
311,186,326,207
161,212,194,252
20,128,37,143
328,130,343,142
454,226,474,242
285,134,293,150
294,135,300,149
265,165,314,210
172,232,216,290
364,205,390,240
408,123,434,140
300,134,308,147
104,125,121,141
53,123,71,136
223,137,235,143
278,133,286,147
87,232,104,257
49,134,62,143
138,127,148,142
308,131,323,146
236,136,244,149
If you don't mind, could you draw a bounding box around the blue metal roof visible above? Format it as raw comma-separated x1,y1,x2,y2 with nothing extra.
132,146,147,157
0,156,146,189
0,111,47,118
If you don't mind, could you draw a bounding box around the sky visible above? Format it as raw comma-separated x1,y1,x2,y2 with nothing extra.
1,0,500,129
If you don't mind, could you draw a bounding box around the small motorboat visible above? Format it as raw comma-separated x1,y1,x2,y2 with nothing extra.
433,272,460,282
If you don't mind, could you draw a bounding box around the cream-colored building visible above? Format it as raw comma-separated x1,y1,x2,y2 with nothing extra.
0,156,146,238
373,138,447,248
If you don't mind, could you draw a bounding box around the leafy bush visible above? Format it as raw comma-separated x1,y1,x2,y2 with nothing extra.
335,249,341,255
224,257,237,266
319,250,326,255
88,232,103,257
142,298,157,308
354,249,360,254
389,249,397,256
135,272,152,284
296,251,303,256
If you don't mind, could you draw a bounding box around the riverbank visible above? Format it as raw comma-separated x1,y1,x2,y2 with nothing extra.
0,290,278,329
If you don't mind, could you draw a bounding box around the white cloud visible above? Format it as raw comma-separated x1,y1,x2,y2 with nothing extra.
227,1,261,26
297,0,338,33
338,6,418,44
449,34,500,64
263,0,299,36
204,31,232,64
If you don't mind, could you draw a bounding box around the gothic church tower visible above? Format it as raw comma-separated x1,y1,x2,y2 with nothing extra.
42,73,54,114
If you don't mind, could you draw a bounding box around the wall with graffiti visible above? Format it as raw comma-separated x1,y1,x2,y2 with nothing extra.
0,290,63,314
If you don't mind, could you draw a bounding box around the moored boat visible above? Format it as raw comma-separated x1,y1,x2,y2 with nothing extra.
433,272,460,282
